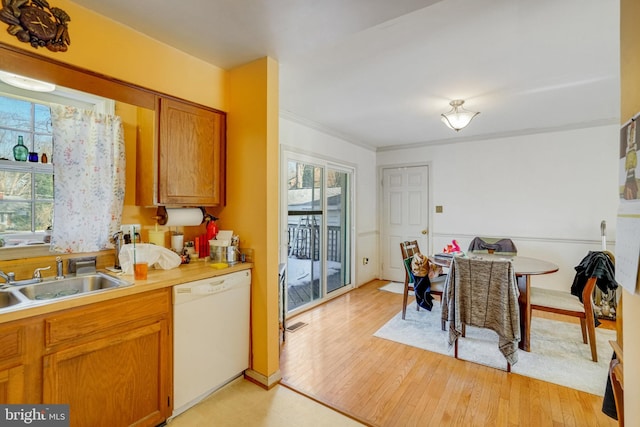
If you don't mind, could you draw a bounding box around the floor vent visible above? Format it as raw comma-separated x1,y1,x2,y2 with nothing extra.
286,321,308,332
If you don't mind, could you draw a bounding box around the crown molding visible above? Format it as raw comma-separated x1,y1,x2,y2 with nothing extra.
280,109,619,153
279,110,376,152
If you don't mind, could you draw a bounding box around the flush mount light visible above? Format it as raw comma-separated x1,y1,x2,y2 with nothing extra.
0,71,56,92
440,99,479,131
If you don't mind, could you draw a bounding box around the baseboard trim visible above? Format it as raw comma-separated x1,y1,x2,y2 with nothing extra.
244,369,282,389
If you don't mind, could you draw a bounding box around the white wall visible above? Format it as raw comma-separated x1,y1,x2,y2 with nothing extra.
280,117,379,286
377,125,620,289
280,119,620,291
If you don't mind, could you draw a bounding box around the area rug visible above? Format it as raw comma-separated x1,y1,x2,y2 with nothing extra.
373,301,616,396
378,282,409,294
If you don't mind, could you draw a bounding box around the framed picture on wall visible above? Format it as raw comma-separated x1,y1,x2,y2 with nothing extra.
617,112,640,293
619,112,640,204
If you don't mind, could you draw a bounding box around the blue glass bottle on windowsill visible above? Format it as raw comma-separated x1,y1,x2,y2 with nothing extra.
13,136,28,161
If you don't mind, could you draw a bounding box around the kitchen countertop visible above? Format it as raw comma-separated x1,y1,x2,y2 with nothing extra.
0,261,253,324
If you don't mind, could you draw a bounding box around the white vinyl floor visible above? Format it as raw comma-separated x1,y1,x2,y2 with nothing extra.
167,378,364,427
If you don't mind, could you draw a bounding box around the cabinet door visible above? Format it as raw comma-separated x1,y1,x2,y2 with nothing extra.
43,320,170,427
0,365,25,403
158,98,226,206
0,321,38,404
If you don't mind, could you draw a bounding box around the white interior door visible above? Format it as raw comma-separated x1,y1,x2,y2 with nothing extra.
381,166,430,282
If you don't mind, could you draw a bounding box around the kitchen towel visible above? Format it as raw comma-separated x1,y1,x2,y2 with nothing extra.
119,243,181,275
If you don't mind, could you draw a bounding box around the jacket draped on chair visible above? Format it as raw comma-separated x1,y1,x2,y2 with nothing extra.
570,251,617,301
442,257,521,365
468,237,517,254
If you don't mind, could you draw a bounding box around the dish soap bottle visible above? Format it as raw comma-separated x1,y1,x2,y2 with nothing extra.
13,136,28,161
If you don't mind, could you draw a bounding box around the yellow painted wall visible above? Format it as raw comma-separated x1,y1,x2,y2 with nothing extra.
620,0,639,423
0,0,226,109
223,57,280,380
0,0,279,382
0,0,229,237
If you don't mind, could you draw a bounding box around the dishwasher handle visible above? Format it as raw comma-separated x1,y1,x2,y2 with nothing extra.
176,279,227,295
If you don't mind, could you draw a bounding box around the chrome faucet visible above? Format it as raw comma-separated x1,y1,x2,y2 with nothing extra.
0,270,11,284
0,266,50,286
56,256,64,279
32,266,51,280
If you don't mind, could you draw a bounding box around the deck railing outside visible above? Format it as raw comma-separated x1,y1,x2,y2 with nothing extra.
287,224,341,262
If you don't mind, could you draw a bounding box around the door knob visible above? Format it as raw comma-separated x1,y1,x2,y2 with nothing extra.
421,229,428,235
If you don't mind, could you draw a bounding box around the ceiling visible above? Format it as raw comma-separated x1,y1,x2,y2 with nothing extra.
70,0,620,151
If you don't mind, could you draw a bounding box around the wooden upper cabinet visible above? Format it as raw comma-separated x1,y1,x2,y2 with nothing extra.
157,97,226,206
137,97,226,207
0,43,227,208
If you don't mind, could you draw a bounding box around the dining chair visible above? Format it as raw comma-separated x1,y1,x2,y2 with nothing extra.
609,356,624,426
467,236,517,255
399,241,445,323
441,256,520,371
529,251,616,362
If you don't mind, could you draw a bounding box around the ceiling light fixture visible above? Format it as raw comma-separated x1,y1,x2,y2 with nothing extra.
440,99,479,131
0,71,56,92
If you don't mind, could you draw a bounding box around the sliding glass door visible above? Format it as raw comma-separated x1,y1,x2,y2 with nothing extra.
285,156,352,313
287,161,323,309
326,167,351,295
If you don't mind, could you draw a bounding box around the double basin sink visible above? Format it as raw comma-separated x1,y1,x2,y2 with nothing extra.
0,273,132,312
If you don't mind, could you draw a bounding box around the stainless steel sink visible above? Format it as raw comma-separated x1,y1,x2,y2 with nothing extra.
0,291,22,308
18,273,132,301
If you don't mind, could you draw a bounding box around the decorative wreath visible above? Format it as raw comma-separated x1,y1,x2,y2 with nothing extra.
0,0,70,52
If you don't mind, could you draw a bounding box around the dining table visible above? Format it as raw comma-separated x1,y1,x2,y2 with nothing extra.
430,253,559,352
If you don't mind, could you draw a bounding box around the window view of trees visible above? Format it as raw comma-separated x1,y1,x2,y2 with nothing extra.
0,95,53,234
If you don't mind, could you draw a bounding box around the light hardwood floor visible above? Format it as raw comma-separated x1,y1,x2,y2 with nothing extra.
279,279,617,427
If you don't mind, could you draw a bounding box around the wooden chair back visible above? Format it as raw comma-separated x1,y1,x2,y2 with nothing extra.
609,357,624,426
400,240,420,259
530,250,615,363
399,240,446,328
399,241,420,320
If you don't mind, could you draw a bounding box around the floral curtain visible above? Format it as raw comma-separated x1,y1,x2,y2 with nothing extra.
49,104,125,253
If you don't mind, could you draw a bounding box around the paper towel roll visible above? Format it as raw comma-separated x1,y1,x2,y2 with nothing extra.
158,207,204,226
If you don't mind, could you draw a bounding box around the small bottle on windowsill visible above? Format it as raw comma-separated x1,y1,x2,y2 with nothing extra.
13,136,28,161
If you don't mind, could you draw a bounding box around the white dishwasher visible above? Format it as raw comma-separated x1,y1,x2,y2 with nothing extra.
172,269,251,418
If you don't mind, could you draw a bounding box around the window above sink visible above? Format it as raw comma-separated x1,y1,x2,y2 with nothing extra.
0,76,117,257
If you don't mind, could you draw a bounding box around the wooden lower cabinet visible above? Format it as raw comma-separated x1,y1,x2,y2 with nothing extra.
0,321,41,404
0,288,173,427
0,364,26,403
42,288,173,427
43,320,169,427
